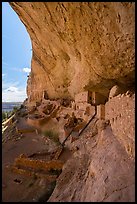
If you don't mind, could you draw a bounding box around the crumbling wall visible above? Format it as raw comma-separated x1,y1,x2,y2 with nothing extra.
97,104,105,120
92,92,107,105
75,91,89,103
75,91,107,105
105,92,135,158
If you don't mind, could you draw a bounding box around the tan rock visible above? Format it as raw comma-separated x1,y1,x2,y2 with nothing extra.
10,2,135,104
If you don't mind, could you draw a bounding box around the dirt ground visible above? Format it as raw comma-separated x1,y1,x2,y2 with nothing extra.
2,114,72,202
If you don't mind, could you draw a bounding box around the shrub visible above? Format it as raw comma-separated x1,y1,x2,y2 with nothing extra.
2,107,18,122
43,130,60,145
2,112,7,121
13,106,19,113
2,111,12,121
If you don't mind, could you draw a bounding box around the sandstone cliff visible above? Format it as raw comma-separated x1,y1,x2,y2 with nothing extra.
10,2,135,103
6,2,135,202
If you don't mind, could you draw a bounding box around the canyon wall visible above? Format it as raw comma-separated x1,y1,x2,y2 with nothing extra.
9,2,135,103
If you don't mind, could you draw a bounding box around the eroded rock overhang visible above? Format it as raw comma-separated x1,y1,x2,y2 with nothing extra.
9,2,135,103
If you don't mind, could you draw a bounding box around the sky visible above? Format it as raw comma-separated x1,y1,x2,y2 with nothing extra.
2,2,32,102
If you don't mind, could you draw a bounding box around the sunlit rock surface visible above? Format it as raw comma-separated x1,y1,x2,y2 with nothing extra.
10,2,135,103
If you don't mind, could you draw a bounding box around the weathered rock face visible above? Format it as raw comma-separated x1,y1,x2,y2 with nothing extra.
48,122,135,202
10,2,135,103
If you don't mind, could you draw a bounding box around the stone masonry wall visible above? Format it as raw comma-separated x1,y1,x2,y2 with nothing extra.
75,92,89,103
105,92,135,158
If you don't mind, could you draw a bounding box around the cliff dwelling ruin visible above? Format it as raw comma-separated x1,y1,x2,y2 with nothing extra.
2,2,135,202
